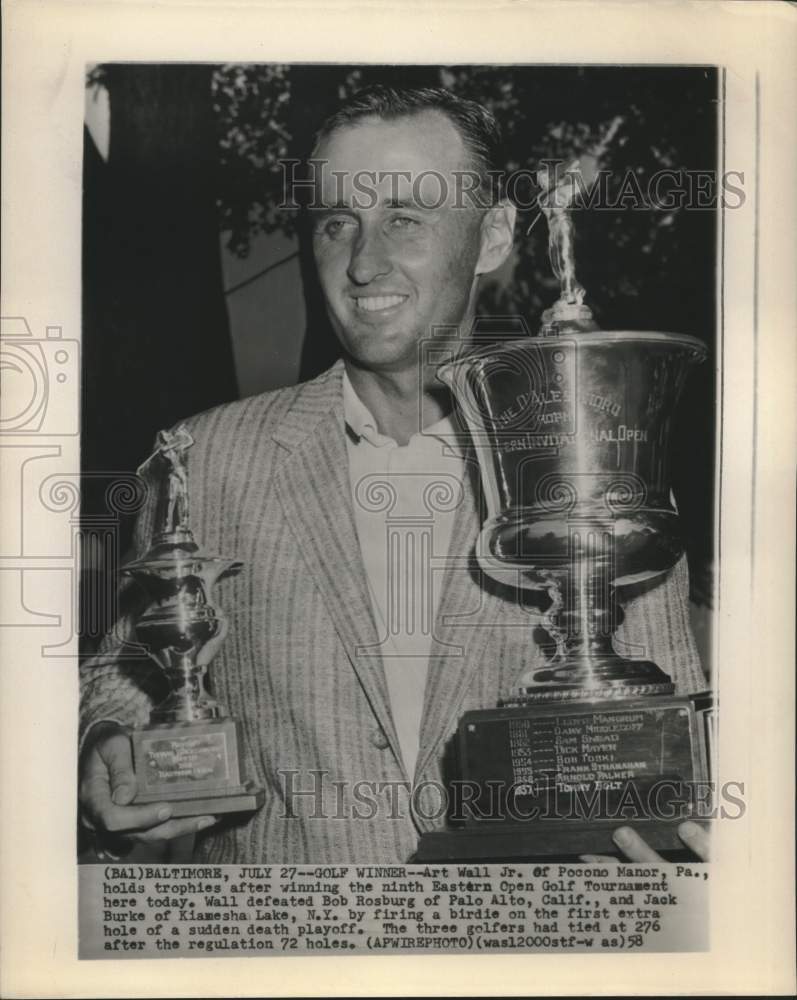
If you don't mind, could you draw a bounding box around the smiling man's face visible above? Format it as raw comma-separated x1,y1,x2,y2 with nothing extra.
312,110,496,374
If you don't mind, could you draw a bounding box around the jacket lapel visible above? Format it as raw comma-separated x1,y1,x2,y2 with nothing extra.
272,362,403,766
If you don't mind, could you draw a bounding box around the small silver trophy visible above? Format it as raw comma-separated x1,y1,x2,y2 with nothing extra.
123,426,264,817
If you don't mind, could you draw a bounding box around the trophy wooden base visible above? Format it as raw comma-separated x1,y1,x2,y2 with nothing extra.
415,818,699,862
415,691,714,861
133,781,265,818
132,716,264,818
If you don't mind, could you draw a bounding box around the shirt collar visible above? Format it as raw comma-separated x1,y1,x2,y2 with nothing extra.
342,369,389,445
342,369,464,452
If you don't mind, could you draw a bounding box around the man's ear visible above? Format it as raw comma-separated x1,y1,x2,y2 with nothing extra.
475,200,517,276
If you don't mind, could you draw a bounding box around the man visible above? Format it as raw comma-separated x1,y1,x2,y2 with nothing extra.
79,85,708,863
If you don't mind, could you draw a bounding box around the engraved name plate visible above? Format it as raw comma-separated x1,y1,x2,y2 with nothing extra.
458,697,705,826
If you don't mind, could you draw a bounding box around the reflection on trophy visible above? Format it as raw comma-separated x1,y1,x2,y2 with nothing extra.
417,158,712,860
122,426,264,817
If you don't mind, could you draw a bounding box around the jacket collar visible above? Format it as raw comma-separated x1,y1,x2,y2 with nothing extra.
271,359,347,452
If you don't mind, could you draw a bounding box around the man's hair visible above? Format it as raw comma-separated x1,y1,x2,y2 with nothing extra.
314,84,503,201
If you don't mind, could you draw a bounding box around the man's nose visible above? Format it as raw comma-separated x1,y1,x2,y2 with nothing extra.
347,227,392,285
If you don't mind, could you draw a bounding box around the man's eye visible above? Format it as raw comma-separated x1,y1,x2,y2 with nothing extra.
389,215,422,231
320,217,355,238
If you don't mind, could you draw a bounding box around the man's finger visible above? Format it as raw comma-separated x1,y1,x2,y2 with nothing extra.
132,815,218,844
80,752,119,826
104,803,174,835
97,733,138,806
612,825,664,862
679,820,710,860
85,786,175,834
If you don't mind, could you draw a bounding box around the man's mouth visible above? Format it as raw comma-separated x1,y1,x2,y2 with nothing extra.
353,294,408,313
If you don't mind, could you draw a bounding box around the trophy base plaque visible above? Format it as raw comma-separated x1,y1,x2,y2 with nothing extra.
416,691,713,861
132,717,265,818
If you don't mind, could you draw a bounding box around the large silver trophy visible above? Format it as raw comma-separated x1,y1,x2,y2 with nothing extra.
122,427,264,817
417,160,712,860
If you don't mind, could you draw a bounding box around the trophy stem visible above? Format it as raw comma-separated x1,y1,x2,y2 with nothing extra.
512,569,674,702
150,651,223,724
549,583,616,666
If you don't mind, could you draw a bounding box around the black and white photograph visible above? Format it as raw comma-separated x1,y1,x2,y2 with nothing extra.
78,62,721,870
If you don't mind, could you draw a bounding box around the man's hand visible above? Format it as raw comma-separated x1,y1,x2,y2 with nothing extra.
581,821,710,863
79,723,217,845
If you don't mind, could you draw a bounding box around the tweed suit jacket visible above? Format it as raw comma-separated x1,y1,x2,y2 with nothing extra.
80,360,706,863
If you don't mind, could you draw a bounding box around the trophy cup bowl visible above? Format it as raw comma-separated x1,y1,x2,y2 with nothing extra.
125,552,239,724
416,330,712,860
439,330,707,698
